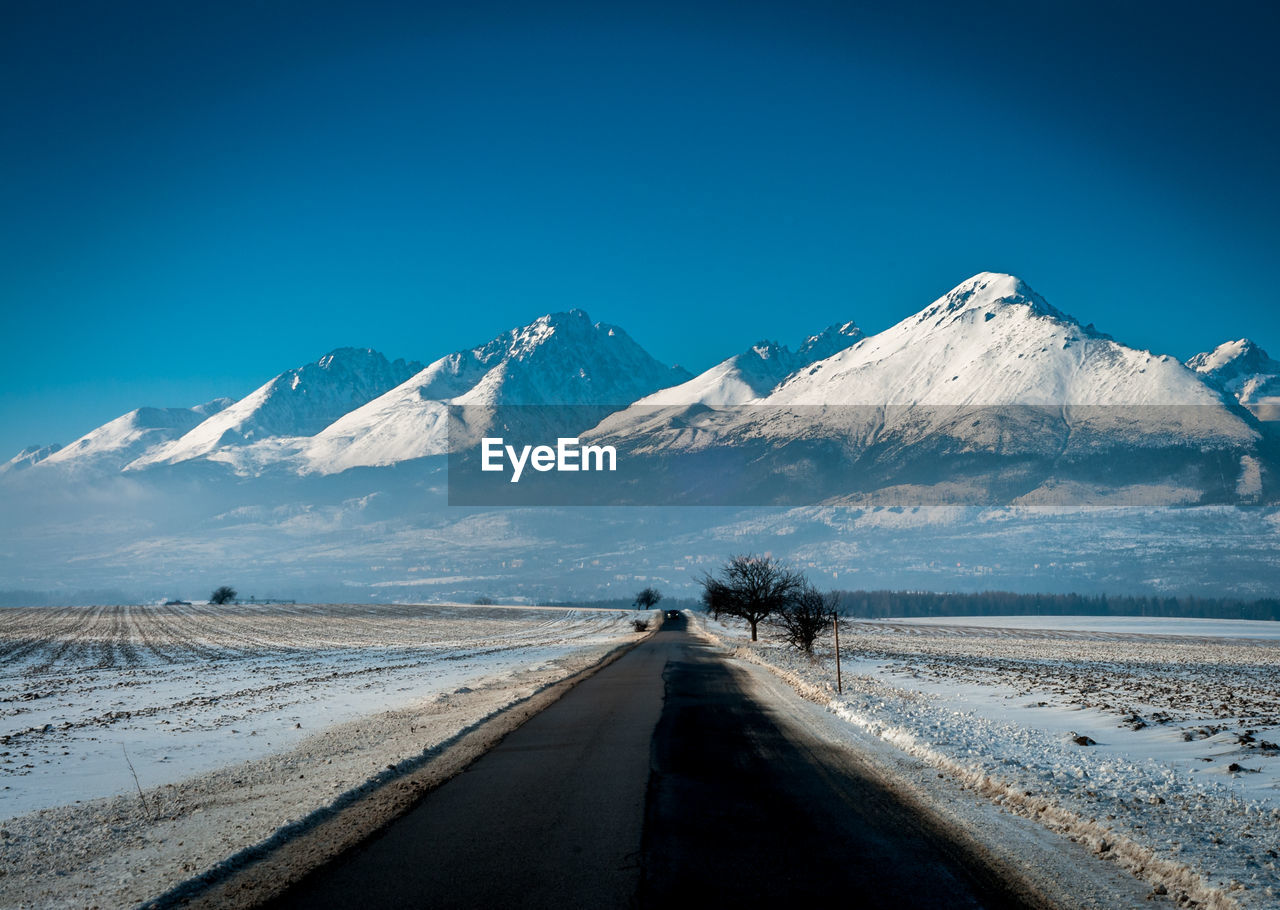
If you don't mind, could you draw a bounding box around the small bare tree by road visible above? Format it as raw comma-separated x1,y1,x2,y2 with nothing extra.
774,583,836,654
209,586,237,605
634,586,663,609
699,554,805,641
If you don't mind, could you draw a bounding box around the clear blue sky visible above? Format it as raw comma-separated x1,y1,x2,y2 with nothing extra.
3,0,1278,457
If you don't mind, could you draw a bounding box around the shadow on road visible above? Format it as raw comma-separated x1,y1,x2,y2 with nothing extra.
262,622,1046,909
640,638,1045,908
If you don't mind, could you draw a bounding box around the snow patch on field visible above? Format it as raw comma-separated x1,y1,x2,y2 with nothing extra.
0,603,642,908
701,613,1280,909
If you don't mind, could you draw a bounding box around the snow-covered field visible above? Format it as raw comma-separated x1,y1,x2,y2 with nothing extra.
703,613,1280,909
0,602,643,908
884,614,1280,639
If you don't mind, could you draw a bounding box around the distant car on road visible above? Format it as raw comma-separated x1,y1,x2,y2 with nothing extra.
665,610,681,620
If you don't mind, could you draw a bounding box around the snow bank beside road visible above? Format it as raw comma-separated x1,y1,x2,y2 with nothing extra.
700,614,1280,909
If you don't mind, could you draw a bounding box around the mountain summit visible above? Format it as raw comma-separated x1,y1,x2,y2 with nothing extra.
0,444,63,475
130,348,423,469
43,400,234,473
1187,339,1280,418
631,322,864,409
767,272,1210,406
299,311,691,473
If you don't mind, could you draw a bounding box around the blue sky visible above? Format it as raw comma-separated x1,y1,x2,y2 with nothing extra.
3,0,1278,458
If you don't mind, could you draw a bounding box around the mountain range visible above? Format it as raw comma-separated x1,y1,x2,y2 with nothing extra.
6,272,1277,505
6,272,1280,603
577,273,1267,506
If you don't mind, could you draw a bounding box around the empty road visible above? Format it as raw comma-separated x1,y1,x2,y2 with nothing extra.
262,616,1072,908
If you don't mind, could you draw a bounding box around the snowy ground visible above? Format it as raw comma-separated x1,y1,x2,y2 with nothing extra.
885,614,1280,639
0,603,644,908
701,613,1280,909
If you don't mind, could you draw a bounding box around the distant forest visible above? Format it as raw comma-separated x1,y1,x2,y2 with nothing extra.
828,589,1280,622
565,591,1280,621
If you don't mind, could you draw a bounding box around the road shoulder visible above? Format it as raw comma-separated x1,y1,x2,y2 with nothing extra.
720,643,1168,909
138,632,653,910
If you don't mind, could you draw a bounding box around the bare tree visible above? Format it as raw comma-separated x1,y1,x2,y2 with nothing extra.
774,583,836,654
209,586,237,605
699,554,805,641
634,586,663,609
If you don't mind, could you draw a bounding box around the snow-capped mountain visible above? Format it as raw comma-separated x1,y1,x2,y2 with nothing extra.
765,274,1224,408
0,444,62,475
35,400,234,473
5,275,1271,506
129,349,422,469
797,321,865,362
597,273,1245,437
582,273,1261,505
4,272,1280,603
636,322,862,409
298,310,691,474
758,272,1254,462
1188,339,1280,420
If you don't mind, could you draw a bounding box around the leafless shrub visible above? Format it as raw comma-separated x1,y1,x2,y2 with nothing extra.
774,585,836,654
699,554,805,641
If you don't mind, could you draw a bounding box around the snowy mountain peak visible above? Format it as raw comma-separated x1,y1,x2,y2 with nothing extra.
39,400,238,472
192,397,235,417
299,347,419,380
295,312,691,473
474,309,611,364
10,444,57,460
920,272,1077,328
315,347,386,370
1188,339,1280,416
1187,339,1274,378
624,321,865,411
0,443,62,474
750,340,788,360
797,321,864,360
451,310,690,407
757,272,1234,408
128,348,423,468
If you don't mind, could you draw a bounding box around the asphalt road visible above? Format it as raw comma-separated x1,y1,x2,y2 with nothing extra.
264,615,1047,909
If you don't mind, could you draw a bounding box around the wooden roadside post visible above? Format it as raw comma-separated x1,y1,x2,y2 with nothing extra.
833,613,842,694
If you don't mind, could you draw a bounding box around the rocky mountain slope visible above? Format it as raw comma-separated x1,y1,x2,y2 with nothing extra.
1188,339,1280,420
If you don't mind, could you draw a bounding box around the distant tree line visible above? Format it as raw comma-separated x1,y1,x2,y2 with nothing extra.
556,597,703,611
0,589,133,607
561,588,1280,623
827,589,1280,621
